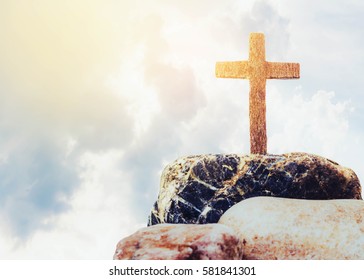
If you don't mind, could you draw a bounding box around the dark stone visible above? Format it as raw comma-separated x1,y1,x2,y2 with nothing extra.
148,152,362,225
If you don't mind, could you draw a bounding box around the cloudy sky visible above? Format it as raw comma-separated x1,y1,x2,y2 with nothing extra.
0,0,363,259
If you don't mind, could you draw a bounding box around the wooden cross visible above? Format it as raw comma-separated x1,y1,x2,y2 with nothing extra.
216,33,300,154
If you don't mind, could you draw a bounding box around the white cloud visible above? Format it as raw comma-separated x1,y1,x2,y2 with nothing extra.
268,87,352,156
0,0,135,238
0,150,144,259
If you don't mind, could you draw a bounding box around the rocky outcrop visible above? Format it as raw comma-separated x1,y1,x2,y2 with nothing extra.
148,153,361,225
113,223,242,260
219,197,364,259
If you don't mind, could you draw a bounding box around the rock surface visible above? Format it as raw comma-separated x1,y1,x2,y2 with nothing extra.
219,197,364,259
148,153,361,225
113,223,242,260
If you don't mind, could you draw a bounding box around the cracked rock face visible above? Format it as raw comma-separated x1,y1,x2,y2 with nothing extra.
148,153,361,225
113,224,242,260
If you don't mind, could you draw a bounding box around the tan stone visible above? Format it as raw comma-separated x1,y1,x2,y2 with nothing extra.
113,223,242,260
219,197,364,259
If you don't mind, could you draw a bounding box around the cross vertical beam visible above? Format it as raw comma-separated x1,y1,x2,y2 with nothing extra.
249,34,267,154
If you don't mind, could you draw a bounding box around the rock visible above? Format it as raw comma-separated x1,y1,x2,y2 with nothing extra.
148,153,361,225
113,223,242,260
219,197,364,259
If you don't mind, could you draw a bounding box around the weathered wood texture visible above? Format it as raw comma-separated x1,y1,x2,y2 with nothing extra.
216,33,300,154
